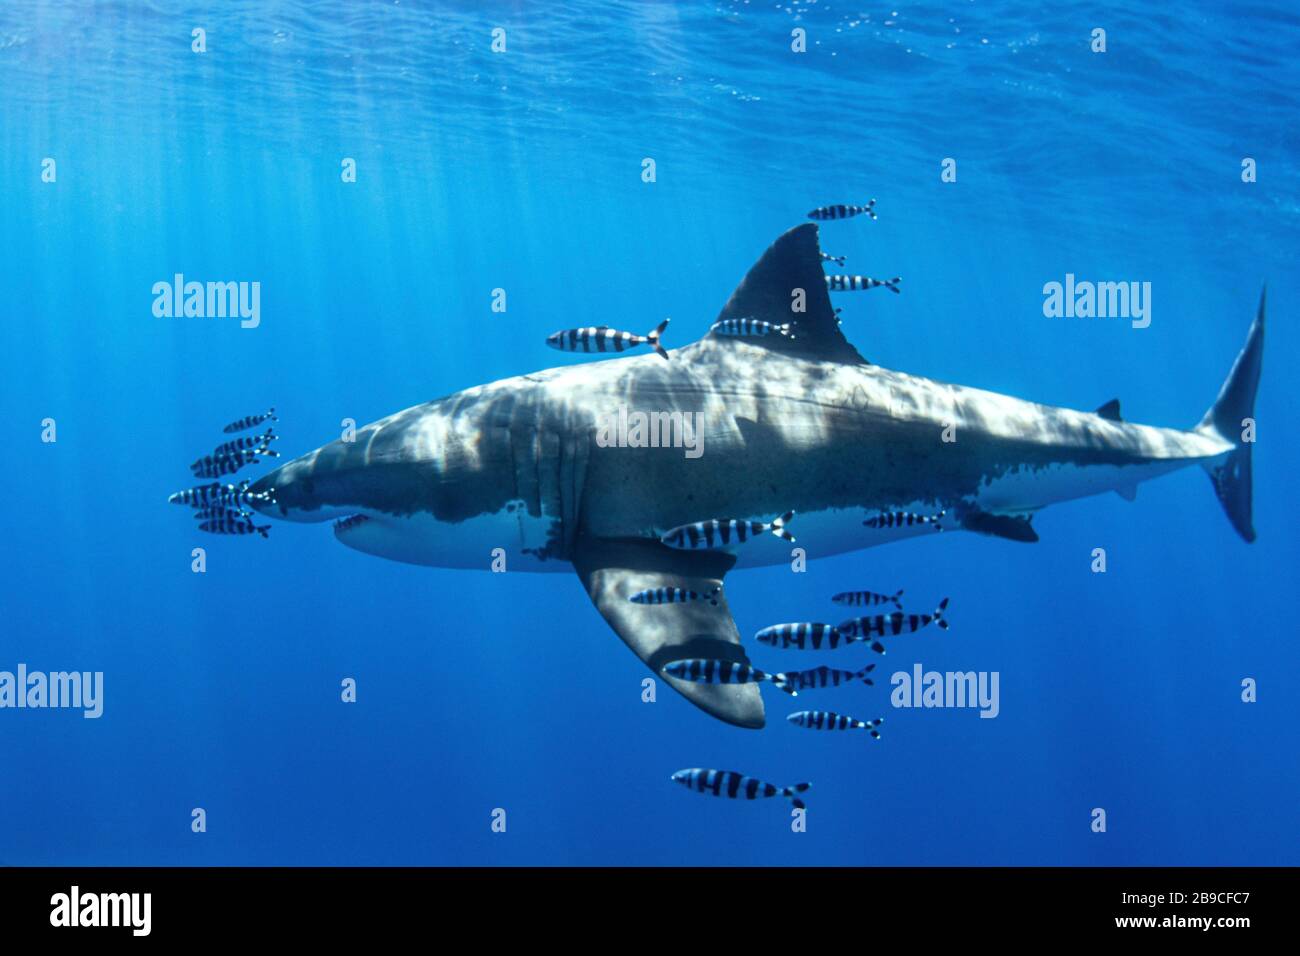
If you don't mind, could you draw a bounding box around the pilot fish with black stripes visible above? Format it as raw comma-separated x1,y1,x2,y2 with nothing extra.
832,588,905,610
671,769,811,810
237,218,1266,732
826,274,901,294
864,510,946,531
546,319,669,359
222,407,277,434
628,585,720,606
661,511,795,550
753,621,842,651
837,598,951,649
756,620,884,655
198,511,271,538
787,711,884,739
783,664,877,692
212,428,278,457
708,317,793,339
661,659,797,696
168,479,274,510
190,444,278,479
807,199,877,221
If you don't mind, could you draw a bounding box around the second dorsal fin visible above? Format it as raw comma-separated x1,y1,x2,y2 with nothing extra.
1096,398,1123,421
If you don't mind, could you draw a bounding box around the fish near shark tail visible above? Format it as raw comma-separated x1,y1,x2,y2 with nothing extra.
1195,287,1265,543
646,319,670,360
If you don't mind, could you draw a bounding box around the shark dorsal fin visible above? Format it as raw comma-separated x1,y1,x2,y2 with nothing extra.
711,223,867,364
1096,398,1123,421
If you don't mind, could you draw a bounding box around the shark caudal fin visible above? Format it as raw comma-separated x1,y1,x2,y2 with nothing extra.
1195,288,1265,543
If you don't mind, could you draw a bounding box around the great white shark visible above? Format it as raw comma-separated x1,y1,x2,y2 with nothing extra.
247,224,1264,729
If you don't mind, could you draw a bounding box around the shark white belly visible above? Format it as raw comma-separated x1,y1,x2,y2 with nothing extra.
333,505,569,572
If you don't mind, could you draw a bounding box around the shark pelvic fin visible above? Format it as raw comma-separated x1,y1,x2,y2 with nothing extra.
709,223,867,365
571,536,765,729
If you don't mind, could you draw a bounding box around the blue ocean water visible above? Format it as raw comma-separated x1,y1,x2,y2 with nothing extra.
1,0,1297,866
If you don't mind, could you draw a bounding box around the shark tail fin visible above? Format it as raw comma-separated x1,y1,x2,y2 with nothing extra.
646,319,670,360
770,510,796,543
1195,288,1265,543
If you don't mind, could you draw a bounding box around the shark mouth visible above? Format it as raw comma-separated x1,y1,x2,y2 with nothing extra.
333,514,371,537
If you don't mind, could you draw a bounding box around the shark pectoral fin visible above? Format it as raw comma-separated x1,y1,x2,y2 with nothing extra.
1115,484,1138,502
959,509,1040,543
571,536,765,729
710,223,868,365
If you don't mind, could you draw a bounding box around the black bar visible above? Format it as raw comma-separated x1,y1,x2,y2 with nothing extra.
0,866,1285,940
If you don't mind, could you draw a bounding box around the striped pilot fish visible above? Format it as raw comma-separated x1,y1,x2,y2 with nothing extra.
838,598,950,644
222,407,277,434
819,251,847,267
863,509,945,531
192,506,250,522
831,588,904,610
546,318,669,360
756,623,884,655
826,274,901,294
807,199,877,221
198,512,270,538
709,317,793,339
784,664,876,692
671,769,811,810
190,444,279,479
661,659,797,696
787,711,884,739
754,622,843,651
168,480,273,510
661,510,795,550
628,585,721,606
212,428,277,457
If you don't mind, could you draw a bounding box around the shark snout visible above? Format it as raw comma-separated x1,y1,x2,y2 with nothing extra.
247,454,348,523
